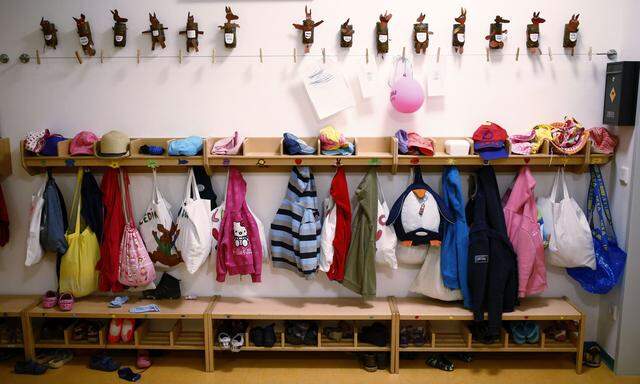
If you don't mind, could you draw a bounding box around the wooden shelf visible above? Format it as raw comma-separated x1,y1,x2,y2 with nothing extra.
20,136,611,175
0,296,38,317
0,138,11,180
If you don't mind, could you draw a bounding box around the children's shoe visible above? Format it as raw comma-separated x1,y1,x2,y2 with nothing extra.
375,352,388,370
118,367,141,382
217,333,231,349
41,291,58,309
86,322,100,343
303,323,318,346
142,273,181,300
57,293,74,311
411,326,427,347
399,327,410,348
136,350,152,369
426,354,454,372
121,319,135,343
249,327,265,347
584,345,602,368
510,322,526,345
230,334,244,353
47,350,73,369
262,324,276,348
108,319,124,344
15,360,48,375
89,354,121,372
524,322,540,344
362,353,377,372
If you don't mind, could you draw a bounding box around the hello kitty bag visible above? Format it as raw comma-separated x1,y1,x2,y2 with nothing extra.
175,168,213,274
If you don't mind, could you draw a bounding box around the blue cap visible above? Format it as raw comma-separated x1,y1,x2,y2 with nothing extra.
474,142,509,160
283,133,316,155
168,136,203,156
40,135,67,156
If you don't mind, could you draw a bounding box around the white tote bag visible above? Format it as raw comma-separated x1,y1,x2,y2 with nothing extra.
537,169,596,269
25,177,47,266
375,181,397,269
138,170,181,271
410,246,462,301
175,168,213,274
319,196,336,272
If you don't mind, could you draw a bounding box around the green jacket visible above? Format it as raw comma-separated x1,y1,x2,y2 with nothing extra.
342,168,378,298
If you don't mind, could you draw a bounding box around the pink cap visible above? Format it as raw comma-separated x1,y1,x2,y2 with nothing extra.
70,131,99,156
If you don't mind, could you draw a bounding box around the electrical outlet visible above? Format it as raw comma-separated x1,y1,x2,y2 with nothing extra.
609,304,618,321
619,166,631,185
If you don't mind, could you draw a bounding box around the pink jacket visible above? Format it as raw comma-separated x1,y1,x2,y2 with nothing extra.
216,168,262,283
503,166,546,297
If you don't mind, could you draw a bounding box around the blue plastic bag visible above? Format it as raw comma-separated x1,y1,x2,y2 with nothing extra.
567,166,626,294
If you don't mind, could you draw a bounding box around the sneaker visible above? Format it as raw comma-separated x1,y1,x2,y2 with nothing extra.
262,324,276,348
15,360,48,375
362,353,377,372
142,273,181,300
426,354,454,372
303,323,318,346
89,354,121,372
249,327,265,347
399,327,410,348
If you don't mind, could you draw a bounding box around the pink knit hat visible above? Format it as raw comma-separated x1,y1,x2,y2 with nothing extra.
70,131,99,156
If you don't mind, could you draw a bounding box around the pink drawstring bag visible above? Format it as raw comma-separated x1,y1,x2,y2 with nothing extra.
212,132,244,155
118,170,156,287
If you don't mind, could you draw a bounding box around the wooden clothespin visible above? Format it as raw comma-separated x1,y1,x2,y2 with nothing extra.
212,48,216,64
588,47,593,61
136,49,140,64
322,48,326,64
486,47,490,62
516,47,520,61
365,48,369,64
179,49,183,64
259,48,263,63
548,46,553,61
402,46,406,60
74,51,83,64
293,48,297,64
436,47,441,63
100,49,104,64
35,49,41,65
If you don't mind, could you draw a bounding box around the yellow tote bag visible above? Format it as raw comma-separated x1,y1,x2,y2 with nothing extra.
59,168,100,298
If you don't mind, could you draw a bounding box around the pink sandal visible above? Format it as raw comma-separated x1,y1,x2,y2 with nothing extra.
58,293,74,311
136,349,152,369
42,291,58,309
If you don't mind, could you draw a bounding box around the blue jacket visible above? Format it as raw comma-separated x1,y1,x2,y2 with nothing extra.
441,166,471,308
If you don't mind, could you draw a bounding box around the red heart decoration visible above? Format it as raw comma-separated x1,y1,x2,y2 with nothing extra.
295,159,302,165
410,158,419,165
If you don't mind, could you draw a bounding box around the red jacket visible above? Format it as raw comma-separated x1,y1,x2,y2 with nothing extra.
97,169,125,292
327,167,352,281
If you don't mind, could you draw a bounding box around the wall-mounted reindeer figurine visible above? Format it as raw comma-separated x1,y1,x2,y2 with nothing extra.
526,12,545,49
40,18,58,49
73,14,95,56
142,13,168,50
340,18,354,48
111,9,128,48
376,11,392,56
452,8,466,54
486,15,510,49
293,6,323,53
218,6,239,49
563,14,580,48
414,13,433,54
180,12,204,53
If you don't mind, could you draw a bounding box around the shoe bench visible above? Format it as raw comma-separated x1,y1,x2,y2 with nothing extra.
0,296,38,355
208,296,399,373
24,296,216,371
391,296,586,374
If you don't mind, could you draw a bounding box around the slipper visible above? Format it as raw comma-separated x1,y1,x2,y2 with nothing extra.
136,350,152,369
118,367,141,382
231,334,244,352
108,318,124,344
218,332,231,349
48,350,73,368
89,354,121,372
121,319,135,343
584,345,602,368
41,291,58,309
108,296,129,308
426,354,454,372
58,293,74,311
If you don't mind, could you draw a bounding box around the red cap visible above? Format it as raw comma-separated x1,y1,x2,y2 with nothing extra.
473,122,508,142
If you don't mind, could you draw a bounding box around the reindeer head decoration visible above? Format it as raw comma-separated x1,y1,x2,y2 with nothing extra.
40,18,58,49
486,15,510,49
142,12,168,50
526,12,545,49
111,9,128,48
293,6,324,53
413,13,433,54
340,18,354,48
218,7,240,48
73,14,96,56
452,8,467,53
376,11,392,55
563,14,580,48
180,12,204,53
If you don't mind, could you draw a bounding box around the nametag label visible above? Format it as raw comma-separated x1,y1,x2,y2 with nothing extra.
79,36,89,45
115,35,124,42
530,33,539,42
152,30,159,37
457,33,465,43
45,34,52,41
343,35,352,43
569,32,577,42
378,34,388,43
495,34,504,42
225,33,234,44
474,254,489,263
304,31,312,39
187,30,196,38
416,32,427,43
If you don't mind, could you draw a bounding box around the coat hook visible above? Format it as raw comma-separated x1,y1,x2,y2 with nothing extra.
571,47,575,57
486,47,490,62
365,48,369,64
588,46,592,61
74,51,83,64
212,48,216,64
322,48,326,64
516,47,520,61
35,49,41,65
402,46,406,60
436,46,441,63
100,49,104,64
0,54,8,64
259,48,263,63
293,47,297,63
179,49,182,64
548,46,553,61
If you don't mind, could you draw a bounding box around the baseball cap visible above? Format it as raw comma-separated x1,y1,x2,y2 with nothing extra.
473,122,509,160
40,134,67,156
70,131,99,156
283,133,316,155
168,136,203,156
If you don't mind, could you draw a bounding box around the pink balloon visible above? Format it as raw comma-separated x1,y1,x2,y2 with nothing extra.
390,77,425,113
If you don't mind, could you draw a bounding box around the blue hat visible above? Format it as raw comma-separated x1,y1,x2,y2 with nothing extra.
168,136,203,156
474,141,509,161
395,129,409,154
40,135,67,156
283,133,316,155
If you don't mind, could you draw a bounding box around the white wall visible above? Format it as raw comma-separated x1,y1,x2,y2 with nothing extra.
0,0,632,348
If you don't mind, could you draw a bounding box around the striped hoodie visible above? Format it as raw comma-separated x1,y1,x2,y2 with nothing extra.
270,167,321,279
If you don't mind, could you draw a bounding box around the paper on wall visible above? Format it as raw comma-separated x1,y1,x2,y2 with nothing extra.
427,62,446,97
358,63,377,100
303,62,355,120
